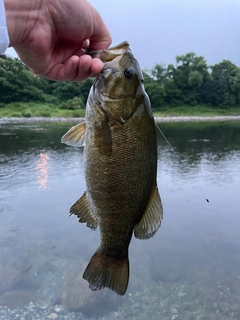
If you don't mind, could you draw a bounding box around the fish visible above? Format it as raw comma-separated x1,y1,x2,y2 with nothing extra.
61,41,163,295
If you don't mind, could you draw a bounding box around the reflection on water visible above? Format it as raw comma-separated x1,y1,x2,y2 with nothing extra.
36,150,49,190
0,121,240,319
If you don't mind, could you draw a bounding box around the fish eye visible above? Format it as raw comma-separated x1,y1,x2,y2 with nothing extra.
124,67,134,78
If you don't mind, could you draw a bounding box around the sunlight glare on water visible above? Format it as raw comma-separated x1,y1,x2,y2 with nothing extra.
36,150,49,190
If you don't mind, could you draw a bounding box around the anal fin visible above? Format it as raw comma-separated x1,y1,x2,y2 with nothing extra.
134,185,163,239
70,192,98,230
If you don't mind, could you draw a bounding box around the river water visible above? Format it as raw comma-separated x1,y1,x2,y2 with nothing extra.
0,121,240,320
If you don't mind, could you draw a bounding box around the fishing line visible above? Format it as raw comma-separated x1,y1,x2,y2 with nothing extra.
155,122,209,203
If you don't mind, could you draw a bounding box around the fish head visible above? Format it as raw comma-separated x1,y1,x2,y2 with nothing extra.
88,42,146,122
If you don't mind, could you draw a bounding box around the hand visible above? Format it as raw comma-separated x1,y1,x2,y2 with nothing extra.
4,0,112,81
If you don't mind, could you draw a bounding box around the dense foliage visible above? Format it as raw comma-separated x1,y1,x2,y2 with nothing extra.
0,54,93,109
144,53,240,109
1,53,240,110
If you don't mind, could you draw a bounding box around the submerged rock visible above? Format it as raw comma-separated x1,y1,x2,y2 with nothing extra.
61,266,120,316
0,265,23,295
0,264,38,295
0,290,37,308
0,289,49,309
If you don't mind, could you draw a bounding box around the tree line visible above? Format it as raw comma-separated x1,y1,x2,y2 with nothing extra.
144,53,240,109
1,53,240,109
0,54,93,110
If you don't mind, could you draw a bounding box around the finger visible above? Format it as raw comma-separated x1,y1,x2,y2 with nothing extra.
89,58,104,77
71,55,92,81
72,56,104,81
44,55,79,81
44,55,104,81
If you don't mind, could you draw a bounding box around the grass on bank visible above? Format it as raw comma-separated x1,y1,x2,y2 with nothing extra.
1,102,240,118
0,102,86,118
153,105,240,117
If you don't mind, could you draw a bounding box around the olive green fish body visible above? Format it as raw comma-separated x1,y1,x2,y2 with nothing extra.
61,42,163,295
85,94,157,250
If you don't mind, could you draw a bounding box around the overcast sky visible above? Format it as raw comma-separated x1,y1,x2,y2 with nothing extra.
6,0,240,70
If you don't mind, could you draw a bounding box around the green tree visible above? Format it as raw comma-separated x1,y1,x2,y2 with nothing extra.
210,60,240,106
143,71,166,108
59,96,84,110
0,56,93,106
52,78,93,105
1,53,240,111
173,52,210,105
0,56,44,103
150,63,168,84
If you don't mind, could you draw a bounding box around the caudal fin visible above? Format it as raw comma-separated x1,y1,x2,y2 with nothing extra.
83,249,129,295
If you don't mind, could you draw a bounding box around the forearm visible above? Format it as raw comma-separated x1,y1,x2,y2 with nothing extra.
4,0,42,47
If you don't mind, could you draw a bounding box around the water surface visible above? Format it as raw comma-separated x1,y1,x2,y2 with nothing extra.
0,121,240,320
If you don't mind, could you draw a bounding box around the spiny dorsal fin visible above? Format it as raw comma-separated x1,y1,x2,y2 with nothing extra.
61,122,86,147
70,192,98,230
134,185,163,239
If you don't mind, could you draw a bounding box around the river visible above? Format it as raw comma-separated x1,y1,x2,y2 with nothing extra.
0,121,240,320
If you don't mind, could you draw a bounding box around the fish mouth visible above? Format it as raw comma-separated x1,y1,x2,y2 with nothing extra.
93,65,119,95
102,66,119,75
95,66,119,84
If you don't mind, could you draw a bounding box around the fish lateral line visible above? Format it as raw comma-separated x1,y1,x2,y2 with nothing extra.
154,122,209,203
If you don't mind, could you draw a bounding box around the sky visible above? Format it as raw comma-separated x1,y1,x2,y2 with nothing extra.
6,0,240,70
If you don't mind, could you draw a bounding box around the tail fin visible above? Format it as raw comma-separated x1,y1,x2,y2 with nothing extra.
83,248,129,296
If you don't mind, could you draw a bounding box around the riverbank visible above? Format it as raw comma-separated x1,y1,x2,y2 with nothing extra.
1,103,240,119
1,115,240,124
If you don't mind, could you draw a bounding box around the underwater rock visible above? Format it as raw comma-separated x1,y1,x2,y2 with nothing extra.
0,265,23,295
0,263,38,296
61,266,120,316
62,266,96,311
48,313,58,320
0,290,37,308
0,289,50,309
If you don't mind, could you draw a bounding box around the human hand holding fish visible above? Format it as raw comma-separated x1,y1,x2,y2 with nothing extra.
3,0,111,81
62,42,163,295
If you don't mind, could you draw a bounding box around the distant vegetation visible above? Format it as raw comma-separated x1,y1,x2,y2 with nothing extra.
1,53,240,117
0,54,93,117
144,52,240,110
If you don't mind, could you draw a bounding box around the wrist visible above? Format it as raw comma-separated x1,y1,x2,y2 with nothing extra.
4,0,42,47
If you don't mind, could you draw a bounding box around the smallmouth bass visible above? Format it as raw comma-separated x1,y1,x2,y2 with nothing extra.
61,41,163,295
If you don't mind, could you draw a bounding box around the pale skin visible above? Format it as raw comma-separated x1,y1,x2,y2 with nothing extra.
4,0,112,81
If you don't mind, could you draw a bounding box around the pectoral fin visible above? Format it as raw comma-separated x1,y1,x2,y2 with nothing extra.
70,191,98,230
61,122,86,147
134,186,163,239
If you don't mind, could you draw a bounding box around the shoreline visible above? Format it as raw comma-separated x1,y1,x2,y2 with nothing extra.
0,115,240,124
